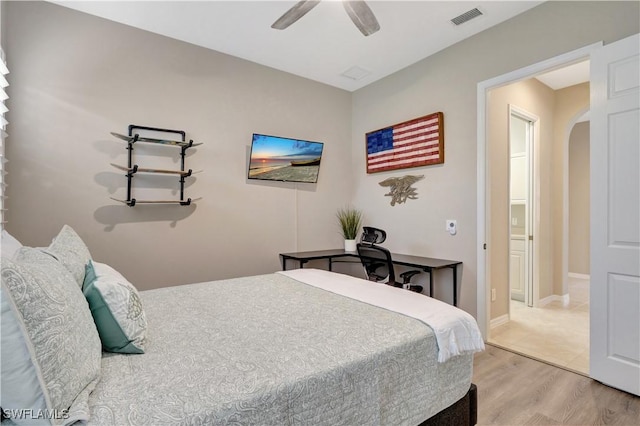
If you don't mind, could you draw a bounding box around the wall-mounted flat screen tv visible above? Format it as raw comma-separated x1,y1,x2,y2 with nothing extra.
248,133,324,183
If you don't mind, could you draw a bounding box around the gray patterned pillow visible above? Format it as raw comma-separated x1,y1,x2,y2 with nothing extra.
1,247,102,425
44,225,92,288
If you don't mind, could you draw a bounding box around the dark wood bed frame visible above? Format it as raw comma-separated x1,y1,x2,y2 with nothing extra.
419,383,477,426
0,385,476,425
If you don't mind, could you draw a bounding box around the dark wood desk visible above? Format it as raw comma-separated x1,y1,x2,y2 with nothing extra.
279,249,462,306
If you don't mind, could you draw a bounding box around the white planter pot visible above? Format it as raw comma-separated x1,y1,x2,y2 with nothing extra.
344,239,357,252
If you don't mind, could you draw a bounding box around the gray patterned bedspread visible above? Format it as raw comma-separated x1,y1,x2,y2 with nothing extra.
87,273,472,425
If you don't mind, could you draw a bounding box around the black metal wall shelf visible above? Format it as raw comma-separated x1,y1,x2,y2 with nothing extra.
111,125,202,207
110,197,202,207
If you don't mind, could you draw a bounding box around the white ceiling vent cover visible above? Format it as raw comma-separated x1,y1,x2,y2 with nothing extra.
340,66,372,81
451,8,483,26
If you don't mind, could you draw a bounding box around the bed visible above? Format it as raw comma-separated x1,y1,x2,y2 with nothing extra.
1,226,484,426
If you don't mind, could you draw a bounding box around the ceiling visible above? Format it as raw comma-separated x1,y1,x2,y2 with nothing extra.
53,0,547,92
534,60,590,90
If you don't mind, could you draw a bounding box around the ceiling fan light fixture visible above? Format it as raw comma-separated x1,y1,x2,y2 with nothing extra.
271,0,321,30
342,1,380,36
271,0,380,36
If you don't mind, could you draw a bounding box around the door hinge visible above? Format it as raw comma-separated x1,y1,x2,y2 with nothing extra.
483,243,487,250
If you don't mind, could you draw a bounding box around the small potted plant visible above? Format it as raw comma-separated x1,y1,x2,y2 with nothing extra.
336,207,363,252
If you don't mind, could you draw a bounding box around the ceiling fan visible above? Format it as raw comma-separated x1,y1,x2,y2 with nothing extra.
271,0,380,37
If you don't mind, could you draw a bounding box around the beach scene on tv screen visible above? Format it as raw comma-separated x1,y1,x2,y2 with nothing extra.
248,134,323,183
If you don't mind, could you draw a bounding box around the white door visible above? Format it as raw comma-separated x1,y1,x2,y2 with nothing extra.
509,110,534,306
590,33,640,396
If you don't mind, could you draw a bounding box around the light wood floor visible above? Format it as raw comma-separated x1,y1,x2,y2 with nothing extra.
472,344,640,425
489,277,589,375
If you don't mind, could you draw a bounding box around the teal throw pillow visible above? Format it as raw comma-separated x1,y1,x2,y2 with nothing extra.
83,261,147,354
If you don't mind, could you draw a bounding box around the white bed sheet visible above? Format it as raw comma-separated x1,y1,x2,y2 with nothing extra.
279,268,485,362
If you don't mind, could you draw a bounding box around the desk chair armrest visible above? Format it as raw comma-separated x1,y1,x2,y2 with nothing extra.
399,270,421,284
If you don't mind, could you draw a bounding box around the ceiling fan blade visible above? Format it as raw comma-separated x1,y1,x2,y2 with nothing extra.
342,1,380,36
271,0,321,30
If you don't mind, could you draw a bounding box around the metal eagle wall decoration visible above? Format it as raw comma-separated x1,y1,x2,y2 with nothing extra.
378,175,424,206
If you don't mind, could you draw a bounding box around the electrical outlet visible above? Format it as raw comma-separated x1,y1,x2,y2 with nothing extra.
491,288,497,302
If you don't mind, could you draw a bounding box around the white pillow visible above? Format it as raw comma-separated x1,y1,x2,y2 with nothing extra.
1,229,23,259
1,247,102,425
1,285,48,425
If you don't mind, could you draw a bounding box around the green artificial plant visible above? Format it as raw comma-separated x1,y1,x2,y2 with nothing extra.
336,207,363,240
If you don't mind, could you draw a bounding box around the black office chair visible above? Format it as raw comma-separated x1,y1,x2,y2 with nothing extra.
357,227,423,293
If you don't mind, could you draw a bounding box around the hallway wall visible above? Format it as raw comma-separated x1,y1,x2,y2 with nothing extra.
552,82,590,295
568,121,590,275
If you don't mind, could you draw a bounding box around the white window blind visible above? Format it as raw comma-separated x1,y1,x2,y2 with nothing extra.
1,48,8,228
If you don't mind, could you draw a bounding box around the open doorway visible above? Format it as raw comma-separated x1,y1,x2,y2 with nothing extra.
491,112,591,375
477,51,594,375
479,35,640,395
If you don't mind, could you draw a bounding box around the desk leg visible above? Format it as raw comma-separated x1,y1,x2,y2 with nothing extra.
452,265,458,307
283,257,309,270
429,269,434,299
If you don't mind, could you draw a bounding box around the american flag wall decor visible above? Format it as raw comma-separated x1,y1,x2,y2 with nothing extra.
365,112,444,173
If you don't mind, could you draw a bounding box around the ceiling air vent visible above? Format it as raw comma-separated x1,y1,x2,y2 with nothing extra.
451,8,483,26
340,66,371,81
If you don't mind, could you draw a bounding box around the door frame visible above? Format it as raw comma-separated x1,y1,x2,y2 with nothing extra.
476,42,602,339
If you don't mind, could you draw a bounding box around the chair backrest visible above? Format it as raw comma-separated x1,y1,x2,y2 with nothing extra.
356,243,396,284
361,227,387,245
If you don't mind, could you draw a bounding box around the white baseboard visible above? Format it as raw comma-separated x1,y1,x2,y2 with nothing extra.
568,272,590,280
490,314,510,329
538,293,570,308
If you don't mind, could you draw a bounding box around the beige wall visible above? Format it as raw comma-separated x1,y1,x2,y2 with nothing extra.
4,1,353,290
0,1,4,48
552,82,590,293
352,1,638,317
0,1,3,48
4,1,639,317
569,121,590,275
